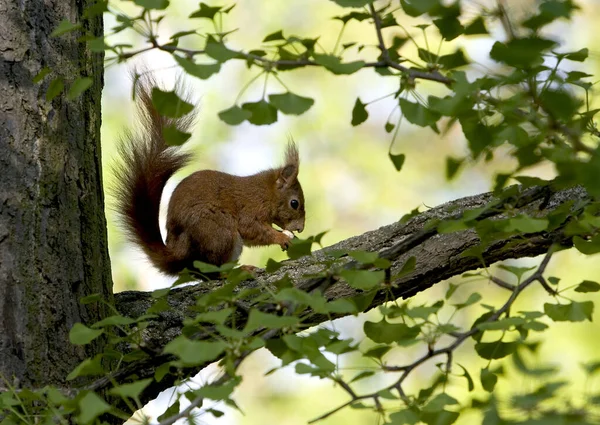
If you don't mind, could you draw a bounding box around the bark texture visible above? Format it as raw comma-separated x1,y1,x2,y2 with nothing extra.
110,184,586,406
0,0,110,389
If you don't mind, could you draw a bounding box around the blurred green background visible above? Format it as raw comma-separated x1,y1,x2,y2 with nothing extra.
103,0,600,423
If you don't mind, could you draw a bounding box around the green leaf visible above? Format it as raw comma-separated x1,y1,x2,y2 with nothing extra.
575,280,600,293
218,105,251,125
446,156,465,180
241,100,278,125
195,308,234,324
340,269,384,290
420,409,459,425
400,207,420,224
135,0,169,9
77,392,111,424
286,236,314,259
396,256,416,276
539,89,581,121
269,92,314,115
476,317,525,331
275,288,327,313
389,408,421,425
207,408,224,417
349,371,376,383
480,368,497,392
154,362,172,382
498,264,536,281
46,77,64,101
464,16,488,35
582,360,600,375
438,219,469,234
364,345,392,359
522,320,548,332
406,302,443,320
92,315,137,328
328,0,372,7
433,17,463,41
69,323,103,345
265,258,283,273
399,98,440,131
422,393,458,412
573,235,600,255
162,125,192,146
325,298,358,314
151,88,194,118
163,336,226,366
400,0,442,17
205,36,238,62
195,378,240,401
108,379,153,400
87,36,106,52
523,0,575,30
263,30,285,42
452,292,481,310
67,356,104,380
490,37,557,68
475,340,518,360
438,49,468,69
33,67,51,84
334,11,371,24
349,250,379,264
457,364,474,392
351,97,368,126
189,2,221,19
563,47,588,62
80,293,102,305
364,318,419,344
512,349,557,376
157,400,180,422
544,301,594,322
174,55,221,80
244,310,300,332
389,153,406,171
505,216,548,233
313,54,364,75
51,20,82,37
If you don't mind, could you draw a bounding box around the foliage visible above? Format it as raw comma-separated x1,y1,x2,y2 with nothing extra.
6,0,600,424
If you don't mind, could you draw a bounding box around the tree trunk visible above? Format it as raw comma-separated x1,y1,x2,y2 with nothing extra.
0,0,110,390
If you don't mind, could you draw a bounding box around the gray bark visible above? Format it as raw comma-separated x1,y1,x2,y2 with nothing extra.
0,0,110,390
110,184,585,406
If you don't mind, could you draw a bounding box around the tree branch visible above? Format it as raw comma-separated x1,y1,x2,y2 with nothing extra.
110,184,587,405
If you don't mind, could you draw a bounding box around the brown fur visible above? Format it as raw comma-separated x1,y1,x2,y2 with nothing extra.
114,78,305,276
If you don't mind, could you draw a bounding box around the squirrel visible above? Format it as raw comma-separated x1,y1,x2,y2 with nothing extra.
114,77,305,276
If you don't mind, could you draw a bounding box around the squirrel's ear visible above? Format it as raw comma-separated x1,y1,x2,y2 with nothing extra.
277,142,299,188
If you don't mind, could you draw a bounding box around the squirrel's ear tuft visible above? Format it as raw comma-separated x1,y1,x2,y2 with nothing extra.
285,141,299,167
277,141,299,188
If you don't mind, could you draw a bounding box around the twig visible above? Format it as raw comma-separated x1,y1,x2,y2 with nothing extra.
489,276,516,291
368,3,453,86
537,276,557,296
309,248,556,423
158,394,204,425
156,329,282,425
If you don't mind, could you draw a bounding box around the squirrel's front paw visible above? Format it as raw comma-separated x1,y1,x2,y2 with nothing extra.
277,230,294,250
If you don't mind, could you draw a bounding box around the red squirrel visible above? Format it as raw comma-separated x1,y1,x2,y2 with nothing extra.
114,77,305,275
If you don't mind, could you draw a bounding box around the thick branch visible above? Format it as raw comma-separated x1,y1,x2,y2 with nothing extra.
112,184,587,405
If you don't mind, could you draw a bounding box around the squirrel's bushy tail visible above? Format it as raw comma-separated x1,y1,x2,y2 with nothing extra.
113,76,193,275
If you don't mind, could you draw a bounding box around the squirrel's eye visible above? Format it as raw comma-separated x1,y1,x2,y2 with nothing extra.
290,199,299,210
